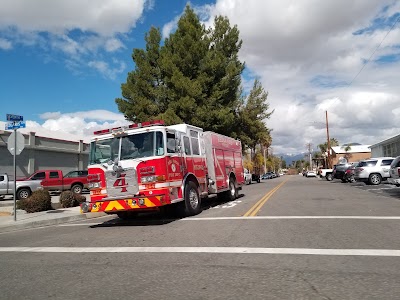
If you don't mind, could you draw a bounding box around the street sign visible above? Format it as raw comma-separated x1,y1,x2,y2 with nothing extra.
6,114,23,121
7,131,25,155
5,121,26,130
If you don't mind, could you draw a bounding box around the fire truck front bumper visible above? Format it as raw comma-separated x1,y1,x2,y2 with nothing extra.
80,195,167,213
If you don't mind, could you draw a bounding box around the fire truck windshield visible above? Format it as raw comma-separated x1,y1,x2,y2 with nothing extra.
89,131,164,165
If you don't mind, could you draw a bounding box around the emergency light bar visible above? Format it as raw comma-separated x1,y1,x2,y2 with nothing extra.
93,120,165,135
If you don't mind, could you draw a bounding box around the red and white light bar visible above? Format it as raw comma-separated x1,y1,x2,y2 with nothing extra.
94,120,165,135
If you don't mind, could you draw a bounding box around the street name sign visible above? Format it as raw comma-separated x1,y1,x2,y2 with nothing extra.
6,114,23,121
5,121,26,130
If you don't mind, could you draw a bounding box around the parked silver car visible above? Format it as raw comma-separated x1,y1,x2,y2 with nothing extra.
354,157,394,185
388,156,400,186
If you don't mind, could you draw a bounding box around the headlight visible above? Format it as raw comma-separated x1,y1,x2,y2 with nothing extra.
88,182,102,189
141,175,156,183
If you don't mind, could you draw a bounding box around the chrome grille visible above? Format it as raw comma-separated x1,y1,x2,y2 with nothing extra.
105,168,139,198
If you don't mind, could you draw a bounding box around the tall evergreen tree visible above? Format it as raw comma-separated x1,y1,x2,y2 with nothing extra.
238,79,273,153
116,5,272,150
116,27,164,123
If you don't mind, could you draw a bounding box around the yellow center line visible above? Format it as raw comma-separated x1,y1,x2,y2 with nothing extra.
243,178,289,217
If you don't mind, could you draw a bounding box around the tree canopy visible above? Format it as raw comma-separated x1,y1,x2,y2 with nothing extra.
116,5,272,151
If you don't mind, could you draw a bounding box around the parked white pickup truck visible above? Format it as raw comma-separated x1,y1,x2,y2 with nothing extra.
0,173,43,200
318,168,334,180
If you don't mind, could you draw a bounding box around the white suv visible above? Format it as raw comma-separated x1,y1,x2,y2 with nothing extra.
388,156,400,186
354,157,394,185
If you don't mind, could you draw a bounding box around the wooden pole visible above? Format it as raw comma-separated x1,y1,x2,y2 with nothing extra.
326,111,331,168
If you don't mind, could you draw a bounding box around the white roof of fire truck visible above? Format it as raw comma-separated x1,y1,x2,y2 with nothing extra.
91,120,203,141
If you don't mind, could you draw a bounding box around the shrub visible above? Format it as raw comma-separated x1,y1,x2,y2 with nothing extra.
23,190,52,213
16,199,27,210
60,191,87,208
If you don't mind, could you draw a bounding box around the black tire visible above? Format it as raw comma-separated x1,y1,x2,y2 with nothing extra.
326,173,333,181
369,173,382,185
225,177,238,201
180,181,202,217
17,188,31,200
71,184,83,194
348,176,356,183
116,211,137,220
257,178,261,183
341,178,347,183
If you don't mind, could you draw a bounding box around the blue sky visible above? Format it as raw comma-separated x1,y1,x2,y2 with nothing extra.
1,0,400,154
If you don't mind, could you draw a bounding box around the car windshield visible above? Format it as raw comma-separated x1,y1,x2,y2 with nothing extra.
89,131,164,165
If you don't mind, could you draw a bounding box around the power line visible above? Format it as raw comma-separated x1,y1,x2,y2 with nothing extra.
347,14,400,88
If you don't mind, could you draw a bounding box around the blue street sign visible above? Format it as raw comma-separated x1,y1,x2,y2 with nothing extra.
5,121,26,130
6,114,23,122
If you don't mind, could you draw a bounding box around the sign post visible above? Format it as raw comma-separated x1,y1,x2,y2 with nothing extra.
5,114,25,221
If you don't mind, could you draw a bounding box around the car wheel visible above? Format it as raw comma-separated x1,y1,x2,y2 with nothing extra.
326,173,333,181
369,173,382,185
17,188,31,200
71,184,83,194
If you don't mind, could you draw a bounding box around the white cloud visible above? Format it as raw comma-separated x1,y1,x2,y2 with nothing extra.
88,60,126,80
0,38,12,50
105,38,125,52
0,0,147,77
162,15,181,39
31,110,131,141
0,0,146,36
201,0,400,154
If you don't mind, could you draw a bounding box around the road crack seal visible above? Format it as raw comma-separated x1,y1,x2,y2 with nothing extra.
297,271,333,300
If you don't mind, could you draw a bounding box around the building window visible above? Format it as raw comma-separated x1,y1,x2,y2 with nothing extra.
383,143,397,157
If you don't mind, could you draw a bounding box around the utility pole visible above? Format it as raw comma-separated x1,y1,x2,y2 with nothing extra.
326,111,331,168
306,142,312,170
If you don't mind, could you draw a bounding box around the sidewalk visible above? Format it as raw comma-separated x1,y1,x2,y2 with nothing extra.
0,197,106,233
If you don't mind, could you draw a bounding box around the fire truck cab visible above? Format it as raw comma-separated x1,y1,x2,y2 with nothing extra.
82,120,244,219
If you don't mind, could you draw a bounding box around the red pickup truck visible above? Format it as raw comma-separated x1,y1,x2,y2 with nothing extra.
24,170,88,194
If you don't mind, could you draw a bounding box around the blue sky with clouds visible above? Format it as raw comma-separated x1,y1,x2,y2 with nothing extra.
1,0,400,154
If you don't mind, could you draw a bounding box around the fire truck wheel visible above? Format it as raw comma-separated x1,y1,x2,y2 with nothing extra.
181,181,202,216
226,177,238,201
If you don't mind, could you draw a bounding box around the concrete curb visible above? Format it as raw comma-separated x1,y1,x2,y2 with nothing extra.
0,212,107,234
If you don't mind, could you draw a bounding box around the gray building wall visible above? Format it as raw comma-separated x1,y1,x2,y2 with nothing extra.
370,134,400,158
0,131,89,179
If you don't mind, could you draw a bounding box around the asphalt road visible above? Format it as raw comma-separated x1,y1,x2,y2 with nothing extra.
1,175,400,300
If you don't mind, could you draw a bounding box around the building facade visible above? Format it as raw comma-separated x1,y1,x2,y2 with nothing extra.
0,129,89,179
330,145,371,165
369,134,400,158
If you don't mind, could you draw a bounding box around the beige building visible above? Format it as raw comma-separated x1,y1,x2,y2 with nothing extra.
330,145,371,165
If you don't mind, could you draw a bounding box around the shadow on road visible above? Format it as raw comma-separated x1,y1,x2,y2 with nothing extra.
89,193,244,228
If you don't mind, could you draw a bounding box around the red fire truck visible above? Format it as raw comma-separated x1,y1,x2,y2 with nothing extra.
81,120,245,219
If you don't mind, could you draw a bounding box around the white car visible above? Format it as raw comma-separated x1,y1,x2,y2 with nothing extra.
306,171,317,177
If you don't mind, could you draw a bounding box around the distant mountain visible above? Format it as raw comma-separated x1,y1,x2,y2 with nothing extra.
277,153,309,166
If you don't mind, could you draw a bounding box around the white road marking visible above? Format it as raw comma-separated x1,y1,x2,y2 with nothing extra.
184,216,400,221
211,200,242,209
55,215,400,227
1,247,400,256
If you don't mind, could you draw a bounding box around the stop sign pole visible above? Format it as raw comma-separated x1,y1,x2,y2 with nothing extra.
6,114,26,221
